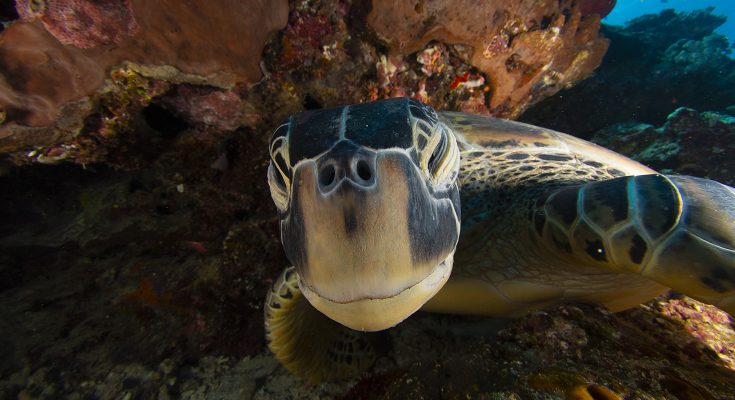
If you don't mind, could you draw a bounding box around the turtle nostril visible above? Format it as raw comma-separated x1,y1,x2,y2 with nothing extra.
356,160,372,181
319,164,336,188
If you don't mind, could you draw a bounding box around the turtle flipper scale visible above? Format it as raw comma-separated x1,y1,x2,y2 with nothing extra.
535,174,735,315
265,266,376,383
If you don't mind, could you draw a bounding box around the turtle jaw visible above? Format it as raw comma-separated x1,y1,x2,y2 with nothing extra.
299,253,454,331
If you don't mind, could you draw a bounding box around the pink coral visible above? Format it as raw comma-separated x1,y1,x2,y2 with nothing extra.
416,44,446,76
16,0,139,49
376,54,407,87
162,85,260,131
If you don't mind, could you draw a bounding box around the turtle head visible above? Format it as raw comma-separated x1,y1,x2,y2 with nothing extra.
267,98,461,331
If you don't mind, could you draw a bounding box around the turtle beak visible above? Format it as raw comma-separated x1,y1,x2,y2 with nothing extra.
280,147,460,331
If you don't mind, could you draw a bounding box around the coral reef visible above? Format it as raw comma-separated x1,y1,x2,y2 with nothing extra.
657,33,732,76
521,8,735,139
0,0,288,129
0,0,614,167
619,7,727,49
592,107,735,185
368,0,610,118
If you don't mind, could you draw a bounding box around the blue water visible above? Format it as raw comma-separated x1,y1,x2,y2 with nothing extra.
605,0,735,44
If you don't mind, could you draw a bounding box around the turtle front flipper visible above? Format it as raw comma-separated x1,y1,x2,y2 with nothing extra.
534,174,735,315
265,266,376,383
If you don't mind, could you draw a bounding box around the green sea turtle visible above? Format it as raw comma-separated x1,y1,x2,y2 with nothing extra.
264,98,735,382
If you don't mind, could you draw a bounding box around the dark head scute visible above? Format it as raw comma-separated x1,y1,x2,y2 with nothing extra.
582,176,629,230
629,234,647,264
344,98,414,150
288,106,344,163
285,98,425,165
537,153,572,162
635,175,680,240
507,152,530,160
407,98,439,124
573,219,608,262
547,187,580,227
546,222,572,254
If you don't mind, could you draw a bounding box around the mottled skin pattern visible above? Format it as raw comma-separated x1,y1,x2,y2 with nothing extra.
438,114,666,315
432,112,735,316
265,100,735,383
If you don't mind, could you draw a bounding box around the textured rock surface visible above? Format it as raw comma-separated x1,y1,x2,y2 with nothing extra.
159,86,261,131
0,0,288,129
619,7,727,49
368,0,610,118
0,0,613,168
521,8,735,139
592,107,735,185
15,0,139,49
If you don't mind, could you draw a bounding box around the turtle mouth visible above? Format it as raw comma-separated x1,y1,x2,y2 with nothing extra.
299,253,454,331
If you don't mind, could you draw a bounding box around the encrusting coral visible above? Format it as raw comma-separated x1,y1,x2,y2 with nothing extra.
0,0,616,165
0,0,288,128
368,0,611,118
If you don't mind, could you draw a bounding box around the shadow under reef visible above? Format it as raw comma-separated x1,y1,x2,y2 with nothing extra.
0,164,733,399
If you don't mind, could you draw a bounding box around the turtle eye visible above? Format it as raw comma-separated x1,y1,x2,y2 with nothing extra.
424,126,459,186
269,136,291,189
271,152,290,189
268,135,292,212
427,130,448,177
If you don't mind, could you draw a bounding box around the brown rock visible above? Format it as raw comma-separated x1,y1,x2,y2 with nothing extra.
0,0,287,140
368,0,609,118
579,0,617,18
